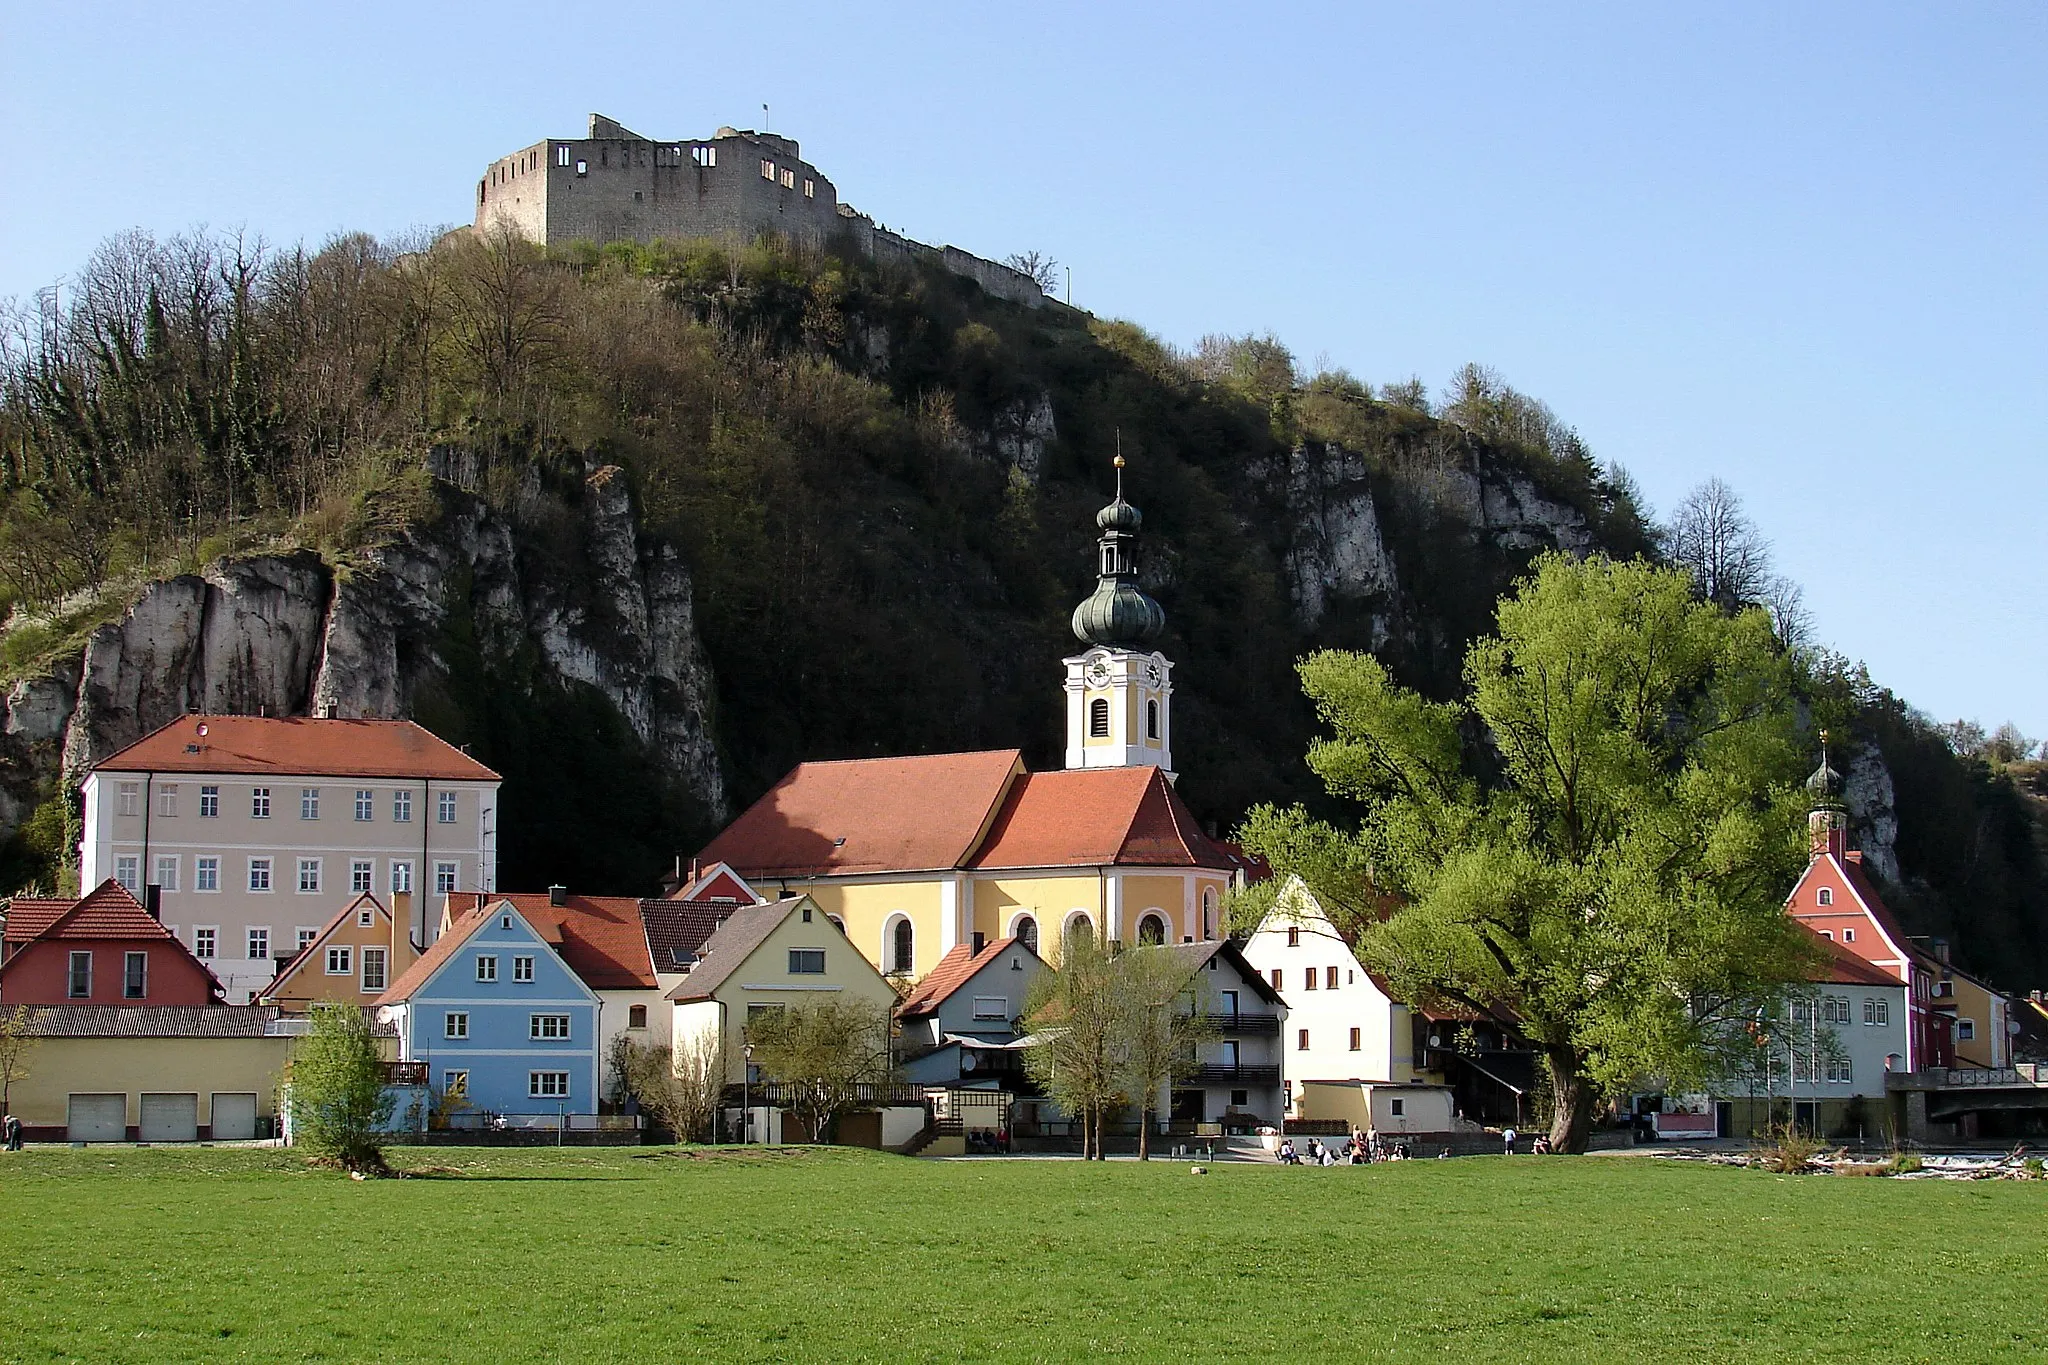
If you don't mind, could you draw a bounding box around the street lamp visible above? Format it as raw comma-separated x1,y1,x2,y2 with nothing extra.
742,1041,755,1145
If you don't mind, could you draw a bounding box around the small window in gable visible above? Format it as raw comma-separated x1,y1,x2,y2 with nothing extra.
1817,888,1833,906
1843,928,1855,943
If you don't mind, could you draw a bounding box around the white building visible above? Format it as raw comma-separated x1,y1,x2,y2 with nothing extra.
1240,877,1424,1115
81,715,500,1003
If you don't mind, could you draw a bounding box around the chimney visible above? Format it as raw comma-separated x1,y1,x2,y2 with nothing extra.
144,884,162,920
548,884,567,907
972,931,986,954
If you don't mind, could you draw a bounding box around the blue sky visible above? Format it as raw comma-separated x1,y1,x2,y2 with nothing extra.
3,1,2042,736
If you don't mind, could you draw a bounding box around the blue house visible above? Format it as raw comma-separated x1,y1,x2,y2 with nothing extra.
376,899,601,1117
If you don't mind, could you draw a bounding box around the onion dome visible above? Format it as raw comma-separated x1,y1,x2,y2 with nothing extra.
1806,733,1845,805
1072,455,1166,649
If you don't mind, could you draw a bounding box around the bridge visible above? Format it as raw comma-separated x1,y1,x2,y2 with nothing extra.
1888,1063,2048,1142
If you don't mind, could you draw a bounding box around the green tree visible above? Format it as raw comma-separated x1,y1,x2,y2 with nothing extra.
744,998,894,1144
1236,554,1820,1152
1114,948,1218,1160
1020,932,1127,1159
287,1001,394,1173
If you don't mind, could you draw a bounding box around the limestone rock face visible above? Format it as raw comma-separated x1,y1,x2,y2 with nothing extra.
1280,443,1398,634
1478,472,1595,556
0,468,728,843
990,393,1057,483
1843,743,1902,885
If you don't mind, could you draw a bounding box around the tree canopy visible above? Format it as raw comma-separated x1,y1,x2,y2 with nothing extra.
1235,554,1822,1151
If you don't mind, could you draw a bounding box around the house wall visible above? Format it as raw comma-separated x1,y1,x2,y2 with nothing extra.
926,947,1048,1040
778,877,949,979
82,770,498,1004
1946,975,2009,1069
263,899,416,1011
0,939,217,1007
970,873,1104,959
1295,1083,1456,1134
7,1035,288,1138
394,909,599,1114
689,905,898,1086
1241,886,1413,1105
595,987,668,1101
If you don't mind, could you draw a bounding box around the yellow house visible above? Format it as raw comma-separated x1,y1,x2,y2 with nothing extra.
7,1005,294,1142
692,460,1240,982
256,892,418,1012
1932,958,2016,1069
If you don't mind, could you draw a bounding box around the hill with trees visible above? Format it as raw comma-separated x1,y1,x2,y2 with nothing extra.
0,226,2039,987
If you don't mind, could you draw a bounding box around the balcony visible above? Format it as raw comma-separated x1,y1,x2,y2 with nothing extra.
1191,1064,1281,1086
384,1061,429,1087
1193,1013,1281,1036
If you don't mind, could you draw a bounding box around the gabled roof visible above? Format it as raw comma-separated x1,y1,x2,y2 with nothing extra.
2,897,79,945
1790,852,1913,982
897,936,1039,1019
18,1003,284,1038
256,892,396,1003
91,714,500,782
12,881,182,944
1158,939,1286,1006
379,906,496,1005
1809,928,1907,987
439,891,657,990
641,899,731,973
965,767,1234,870
671,862,761,905
697,750,1024,877
665,897,810,1002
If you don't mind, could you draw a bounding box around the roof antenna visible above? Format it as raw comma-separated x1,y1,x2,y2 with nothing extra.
1114,431,1125,500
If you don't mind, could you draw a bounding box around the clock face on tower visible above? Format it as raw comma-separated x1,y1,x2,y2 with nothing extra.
1086,659,1111,686
1144,661,1163,686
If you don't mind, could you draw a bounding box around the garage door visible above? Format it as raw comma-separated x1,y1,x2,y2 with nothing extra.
67,1093,127,1143
210,1093,257,1141
139,1092,198,1143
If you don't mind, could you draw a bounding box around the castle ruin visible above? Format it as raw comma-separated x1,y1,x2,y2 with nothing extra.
475,115,1047,308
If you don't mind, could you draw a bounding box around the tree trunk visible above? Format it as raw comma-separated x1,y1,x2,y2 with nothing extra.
1137,1103,1151,1161
1080,1104,1092,1160
1545,1046,1595,1153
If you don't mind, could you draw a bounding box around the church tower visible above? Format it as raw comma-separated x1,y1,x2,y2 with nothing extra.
1064,457,1175,775
1807,731,1850,861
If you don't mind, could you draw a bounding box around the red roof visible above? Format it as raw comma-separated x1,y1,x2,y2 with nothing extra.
698,750,1024,877
436,891,656,990
1214,840,1273,884
2,898,76,945
966,767,1233,870
380,905,493,1004
0,880,222,997
1808,927,1902,987
896,936,1027,1018
92,715,499,782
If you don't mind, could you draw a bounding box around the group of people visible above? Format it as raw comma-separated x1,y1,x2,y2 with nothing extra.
1277,1130,1436,1165
1500,1126,1552,1155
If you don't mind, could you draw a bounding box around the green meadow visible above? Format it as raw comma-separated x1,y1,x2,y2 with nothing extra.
0,1145,2041,1363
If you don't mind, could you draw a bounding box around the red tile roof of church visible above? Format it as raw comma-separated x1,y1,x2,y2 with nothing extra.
965,766,1233,870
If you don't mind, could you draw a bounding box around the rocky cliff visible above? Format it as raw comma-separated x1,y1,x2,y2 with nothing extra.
0,466,726,863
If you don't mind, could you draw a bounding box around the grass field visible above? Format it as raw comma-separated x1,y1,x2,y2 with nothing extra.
1,1145,2043,1363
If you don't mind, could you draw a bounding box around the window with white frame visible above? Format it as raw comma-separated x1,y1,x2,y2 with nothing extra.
513,955,534,983
391,861,413,895
780,167,795,189
530,1014,571,1039
246,927,269,961
530,1071,570,1098
475,955,498,983
199,785,219,818
1957,1018,1977,1041
124,950,147,999
297,927,319,950
443,1069,469,1095
325,945,353,975
300,787,320,820
153,855,179,892
193,927,216,959
357,906,374,928
156,784,179,817
1817,887,1833,906
297,859,321,894
971,996,1007,1021
196,856,220,892
1827,1057,1853,1084
115,856,140,893
351,860,373,894
556,145,570,168
1843,928,1856,943
354,789,374,821
435,862,458,894
692,144,716,167
392,790,413,823
68,950,91,998
249,858,272,892
438,791,458,824
251,787,271,819
361,947,387,992
444,1011,469,1039
118,782,140,816
803,177,814,198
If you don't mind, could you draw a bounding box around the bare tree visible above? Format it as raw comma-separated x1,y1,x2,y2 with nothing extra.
621,1034,723,1144
1665,477,1775,611
0,1004,38,1116
1113,948,1218,1160
744,998,895,1144
1002,251,1060,293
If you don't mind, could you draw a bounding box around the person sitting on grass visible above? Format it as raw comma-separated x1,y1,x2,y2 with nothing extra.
1278,1138,1300,1164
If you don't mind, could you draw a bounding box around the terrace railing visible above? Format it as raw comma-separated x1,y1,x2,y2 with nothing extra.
1191,1064,1281,1086
1191,1013,1281,1035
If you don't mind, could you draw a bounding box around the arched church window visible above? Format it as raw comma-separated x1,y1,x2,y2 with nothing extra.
1137,913,1167,946
1063,912,1093,951
1089,698,1110,738
1202,887,1218,941
827,914,847,936
1147,700,1159,740
890,917,914,974
1014,915,1038,954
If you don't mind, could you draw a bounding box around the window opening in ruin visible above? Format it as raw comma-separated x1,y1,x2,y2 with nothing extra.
761,158,775,180
693,145,716,167
634,191,642,201
600,149,609,167
780,167,795,189
804,178,815,198
557,145,570,167
575,160,587,176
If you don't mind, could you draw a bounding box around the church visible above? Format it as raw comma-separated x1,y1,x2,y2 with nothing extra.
693,460,1241,981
